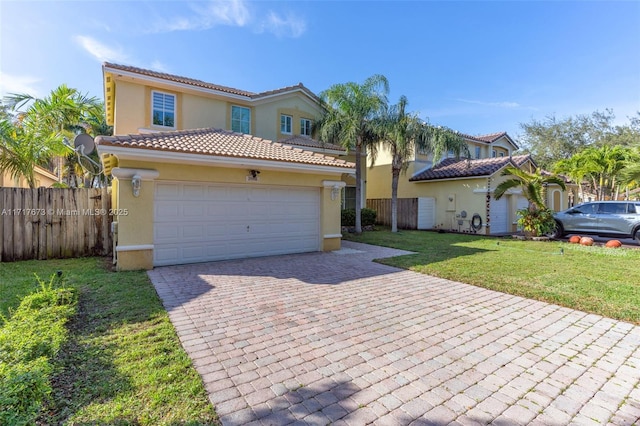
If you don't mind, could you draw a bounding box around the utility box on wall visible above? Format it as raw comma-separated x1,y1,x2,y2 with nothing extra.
446,193,456,211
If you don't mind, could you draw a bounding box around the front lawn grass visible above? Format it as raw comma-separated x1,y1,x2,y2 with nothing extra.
343,230,640,324
0,258,218,425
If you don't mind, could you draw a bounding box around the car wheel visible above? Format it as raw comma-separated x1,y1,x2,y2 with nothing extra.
635,229,640,246
547,221,564,239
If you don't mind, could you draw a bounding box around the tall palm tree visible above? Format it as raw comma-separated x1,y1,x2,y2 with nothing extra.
554,155,589,203
316,75,389,234
370,95,468,232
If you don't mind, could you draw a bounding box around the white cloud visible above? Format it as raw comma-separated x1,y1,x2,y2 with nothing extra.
0,72,42,97
74,35,129,63
455,98,522,109
150,0,251,33
147,0,306,38
149,60,170,73
260,11,306,38
205,0,250,26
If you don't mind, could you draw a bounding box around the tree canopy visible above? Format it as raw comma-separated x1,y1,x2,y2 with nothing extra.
316,74,389,234
369,95,467,232
0,85,110,188
519,109,640,170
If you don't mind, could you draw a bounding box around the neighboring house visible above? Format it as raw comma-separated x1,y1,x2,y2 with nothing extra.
366,132,576,234
97,63,354,270
0,164,58,188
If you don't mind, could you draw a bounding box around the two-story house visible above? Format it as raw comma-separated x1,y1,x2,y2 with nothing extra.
366,132,576,234
96,63,354,270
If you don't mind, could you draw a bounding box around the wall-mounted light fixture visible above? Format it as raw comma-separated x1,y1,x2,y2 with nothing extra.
132,174,142,197
247,169,260,181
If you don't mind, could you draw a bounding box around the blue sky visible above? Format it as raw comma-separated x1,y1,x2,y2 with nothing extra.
1,0,639,141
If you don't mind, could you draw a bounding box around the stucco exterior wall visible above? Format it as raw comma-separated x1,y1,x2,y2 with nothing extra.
113,80,146,135
254,96,322,142
0,168,57,188
182,92,228,130
111,77,322,143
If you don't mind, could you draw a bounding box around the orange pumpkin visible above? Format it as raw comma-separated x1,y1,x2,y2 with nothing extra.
568,235,581,244
580,237,594,246
605,240,622,248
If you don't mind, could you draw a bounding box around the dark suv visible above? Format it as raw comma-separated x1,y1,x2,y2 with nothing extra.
552,201,640,244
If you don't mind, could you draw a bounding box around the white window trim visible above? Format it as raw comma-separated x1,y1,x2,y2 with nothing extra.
281,114,293,135
300,118,312,136
231,105,251,134
151,90,176,129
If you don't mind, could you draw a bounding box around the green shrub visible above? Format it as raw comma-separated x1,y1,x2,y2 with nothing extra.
0,274,77,425
341,208,377,227
517,208,556,237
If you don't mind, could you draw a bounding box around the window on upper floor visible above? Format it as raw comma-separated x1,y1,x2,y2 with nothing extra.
301,118,312,136
281,114,292,134
499,152,505,157
231,105,251,134
492,149,497,158
475,146,481,159
152,91,175,128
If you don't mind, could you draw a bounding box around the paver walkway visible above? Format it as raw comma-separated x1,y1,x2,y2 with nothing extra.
148,241,640,426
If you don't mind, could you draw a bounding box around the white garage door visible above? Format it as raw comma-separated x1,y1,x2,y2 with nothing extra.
153,182,320,266
489,196,509,234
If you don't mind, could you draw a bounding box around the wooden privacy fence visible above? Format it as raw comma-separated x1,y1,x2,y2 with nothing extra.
367,198,418,229
1,187,112,262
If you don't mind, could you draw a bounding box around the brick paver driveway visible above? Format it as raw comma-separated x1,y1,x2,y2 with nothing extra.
148,241,640,426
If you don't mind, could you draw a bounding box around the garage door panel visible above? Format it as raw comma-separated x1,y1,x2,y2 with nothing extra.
183,185,204,198
156,183,180,198
156,226,179,241
155,203,180,221
182,203,205,218
154,182,320,266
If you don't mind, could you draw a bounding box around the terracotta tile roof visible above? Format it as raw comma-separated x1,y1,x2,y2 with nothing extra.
95,128,355,170
103,62,320,101
278,135,345,153
460,131,507,143
459,131,519,149
410,154,532,182
104,62,255,97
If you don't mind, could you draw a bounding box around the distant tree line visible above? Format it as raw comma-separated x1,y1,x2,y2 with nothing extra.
518,110,640,201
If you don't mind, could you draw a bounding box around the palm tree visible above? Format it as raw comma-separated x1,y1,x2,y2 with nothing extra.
495,166,567,211
2,85,104,187
370,95,468,232
315,75,389,234
494,166,567,236
0,117,59,188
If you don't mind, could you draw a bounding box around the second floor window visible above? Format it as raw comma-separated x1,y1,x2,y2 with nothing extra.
300,118,312,136
281,114,292,134
152,91,175,128
475,146,481,159
231,105,251,134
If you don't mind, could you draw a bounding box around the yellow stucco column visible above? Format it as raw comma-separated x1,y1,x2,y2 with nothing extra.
111,168,159,270
321,180,346,251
